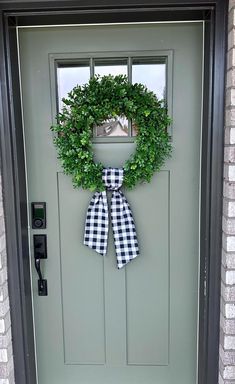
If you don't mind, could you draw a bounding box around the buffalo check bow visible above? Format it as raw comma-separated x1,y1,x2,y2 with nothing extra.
84,168,139,268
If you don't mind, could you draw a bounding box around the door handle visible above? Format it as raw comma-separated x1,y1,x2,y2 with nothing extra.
34,258,47,295
33,235,48,296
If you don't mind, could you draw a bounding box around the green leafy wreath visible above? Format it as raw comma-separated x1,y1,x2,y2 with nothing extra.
51,75,172,191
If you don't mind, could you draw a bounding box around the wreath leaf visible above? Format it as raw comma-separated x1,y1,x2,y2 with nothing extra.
51,75,172,191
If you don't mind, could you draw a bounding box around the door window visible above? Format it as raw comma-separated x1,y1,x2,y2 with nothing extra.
56,55,169,140
57,62,90,111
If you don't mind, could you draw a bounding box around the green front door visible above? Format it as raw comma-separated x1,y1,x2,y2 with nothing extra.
19,22,203,384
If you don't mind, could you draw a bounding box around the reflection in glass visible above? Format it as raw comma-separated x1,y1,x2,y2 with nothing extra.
132,61,166,99
95,116,128,137
57,65,90,110
132,59,166,136
94,60,127,77
94,60,128,137
131,121,138,137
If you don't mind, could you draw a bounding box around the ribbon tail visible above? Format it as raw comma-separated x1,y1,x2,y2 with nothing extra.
111,190,139,269
84,191,109,256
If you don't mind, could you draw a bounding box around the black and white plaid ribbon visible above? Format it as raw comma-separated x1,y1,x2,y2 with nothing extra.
84,168,139,268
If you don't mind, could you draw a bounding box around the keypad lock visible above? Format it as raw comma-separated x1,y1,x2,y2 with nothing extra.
32,202,46,229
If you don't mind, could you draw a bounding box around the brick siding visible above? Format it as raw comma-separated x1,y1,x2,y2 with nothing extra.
0,176,15,384
219,1,235,383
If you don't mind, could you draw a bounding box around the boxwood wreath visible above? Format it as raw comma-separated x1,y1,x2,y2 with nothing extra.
51,75,172,191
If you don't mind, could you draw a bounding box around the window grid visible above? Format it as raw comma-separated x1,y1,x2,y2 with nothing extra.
57,56,167,139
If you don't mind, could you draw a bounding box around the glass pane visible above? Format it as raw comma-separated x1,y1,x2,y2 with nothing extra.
57,64,90,111
132,58,166,99
94,60,128,137
95,116,128,137
132,58,166,136
94,59,128,77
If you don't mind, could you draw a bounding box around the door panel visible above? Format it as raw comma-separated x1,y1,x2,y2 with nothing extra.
126,172,169,366
19,23,203,384
58,174,106,365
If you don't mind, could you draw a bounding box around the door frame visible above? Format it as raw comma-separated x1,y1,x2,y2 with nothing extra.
0,1,227,384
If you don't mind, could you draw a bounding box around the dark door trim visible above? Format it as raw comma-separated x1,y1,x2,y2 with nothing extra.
0,1,227,384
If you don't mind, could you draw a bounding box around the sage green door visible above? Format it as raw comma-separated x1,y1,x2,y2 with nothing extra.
19,22,203,384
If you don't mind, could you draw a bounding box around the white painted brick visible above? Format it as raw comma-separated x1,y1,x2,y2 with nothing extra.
230,0,235,11
0,217,5,238
0,251,7,271
229,165,235,181
227,49,235,70
0,283,9,304
219,373,235,383
228,29,235,51
225,128,235,145
220,357,226,377
224,365,235,380
0,269,7,287
0,178,13,382
222,250,235,269
219,372,224,384
224,164,235,181
223,217,235,235
220,358,235,380
227,88,235,106
227,88,232,107
8,370,14,384
227,69,235,89
224,199,235,217
0,379,9,384
220,345,235,365
229,9,235,33
224,181,235,199
225,303,235,319
230,0,235,10
226,109,235,127
0,349,8,363
0,299,9,319
221,265,235,285
0,356,14,379
0,250,7,271
225,335,235,350
0,320,6,335
225,269,235,285
221,316,235,334
225,165,229,180
219,6,235,384
0,313,11,335
223,233,235,252
0,328,12,349
0,205,3,216
0,236,5,255
221,282,235,301
231,124,235,143
225,147,235,163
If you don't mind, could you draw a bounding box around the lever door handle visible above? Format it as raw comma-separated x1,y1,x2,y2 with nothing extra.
33,235,48,296
35,258,43,281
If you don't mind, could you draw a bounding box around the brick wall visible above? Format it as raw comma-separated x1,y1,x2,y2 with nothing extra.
219,1,235,383
0,176,15,384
